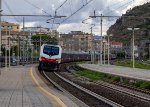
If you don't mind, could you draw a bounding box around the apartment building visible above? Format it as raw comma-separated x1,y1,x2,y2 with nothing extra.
59,31,93,52
1,21,20,47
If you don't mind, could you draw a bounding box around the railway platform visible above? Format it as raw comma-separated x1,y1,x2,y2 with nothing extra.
0,65,78,107
79,64,150,82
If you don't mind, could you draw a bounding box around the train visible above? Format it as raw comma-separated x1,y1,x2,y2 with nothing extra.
38,44,62,71
38,44,116,71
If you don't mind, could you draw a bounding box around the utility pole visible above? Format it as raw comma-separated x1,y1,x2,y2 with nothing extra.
22,17,25,66
107,34,112,65
0,0,2,74
40,26,41,51
17,35,20,65
127,27,139,68
100,14,103,65
149,44,150,60
90,13,103,65
27,38,28,64
8,37,11,68
108,35,110,65
5,28,7,71
132,29,135,68
90,24,95,64
90,26,94,63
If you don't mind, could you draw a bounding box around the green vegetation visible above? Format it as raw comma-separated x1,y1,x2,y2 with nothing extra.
32,50,39,57
114,60,150,70
76,69,106,80
77,61,87,64
112,76,120,82
31,34,58,45
107,2,150,45
134,81,150,89
76,66,150,90
76,68,120,82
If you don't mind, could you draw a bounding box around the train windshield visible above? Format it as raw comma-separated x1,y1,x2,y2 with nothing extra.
43,46,59,56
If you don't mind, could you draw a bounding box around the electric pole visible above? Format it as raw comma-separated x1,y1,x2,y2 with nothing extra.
90,26,93,63
0,0,2,74
100,14,103,65
90,13,103,65
22,17,25,66
90,24,95,64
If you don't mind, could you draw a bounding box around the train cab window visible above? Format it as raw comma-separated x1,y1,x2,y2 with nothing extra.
43,46,59,56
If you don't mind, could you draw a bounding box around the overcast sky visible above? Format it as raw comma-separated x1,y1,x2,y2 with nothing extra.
2,0,149,35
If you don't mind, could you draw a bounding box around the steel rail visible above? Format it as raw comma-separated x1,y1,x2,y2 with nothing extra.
70,65,150,104
42,70,89,107
54,72,123,107
95,81,150,103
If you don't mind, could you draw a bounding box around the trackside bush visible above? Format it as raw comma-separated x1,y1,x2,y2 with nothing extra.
112,76,120,82
134,81,144,87
140,82,150,89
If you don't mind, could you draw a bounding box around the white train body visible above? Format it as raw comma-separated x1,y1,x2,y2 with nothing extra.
38,44,62,71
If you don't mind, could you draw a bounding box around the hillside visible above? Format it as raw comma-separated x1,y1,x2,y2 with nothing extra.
107,2,150,46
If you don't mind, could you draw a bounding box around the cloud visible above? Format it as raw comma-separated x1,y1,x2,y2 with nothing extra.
2,0,149,35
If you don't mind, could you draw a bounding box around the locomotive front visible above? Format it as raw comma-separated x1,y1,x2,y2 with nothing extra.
38,44,62,71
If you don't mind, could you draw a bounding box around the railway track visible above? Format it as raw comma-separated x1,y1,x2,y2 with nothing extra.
63,64,150,107
71,64,150,95
42,70,122,107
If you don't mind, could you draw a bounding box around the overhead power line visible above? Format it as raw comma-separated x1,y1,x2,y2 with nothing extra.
1,14,52,17
3,0,20,23
107,0,129,8
61,0,94,24
55,0,68,12
23,0,51,16
105,0,134,15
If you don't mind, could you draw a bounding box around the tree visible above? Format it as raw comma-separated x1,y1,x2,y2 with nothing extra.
31,34,58,45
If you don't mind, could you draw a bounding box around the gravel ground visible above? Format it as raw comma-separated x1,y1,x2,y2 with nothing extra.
59,64,150,107
45,71,112,107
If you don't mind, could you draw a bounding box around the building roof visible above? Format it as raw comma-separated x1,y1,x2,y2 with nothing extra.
2,21,19,26
94,35,103,40
110,41,123,45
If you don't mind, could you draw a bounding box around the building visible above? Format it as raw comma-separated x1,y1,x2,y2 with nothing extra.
49,30,59,38
139,39,150,59
22,26,49,34
59,31,93,52
1,21,20,33
22,27,59,39
110,41,123,53
110,41,123,48
1,22,20,47
93,36,102,53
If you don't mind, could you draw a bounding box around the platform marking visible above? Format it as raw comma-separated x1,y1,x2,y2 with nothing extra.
30,68,67,107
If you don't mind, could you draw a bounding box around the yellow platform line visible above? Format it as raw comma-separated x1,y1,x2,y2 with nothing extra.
30,68,67,107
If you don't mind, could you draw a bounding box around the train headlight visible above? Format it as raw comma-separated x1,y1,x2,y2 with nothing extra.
56,58,61,63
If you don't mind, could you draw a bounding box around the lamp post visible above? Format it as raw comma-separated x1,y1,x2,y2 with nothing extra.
107,34,113,65
22,38,27,66
8,27,12,68
0,0,2,74
5,29,8,71
127,27,139,68
82,21,95,64
8,37,11,68
39,26,42,52
30,43,33,64
149,44,150,60
90,24,95,64
17,36,20,65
